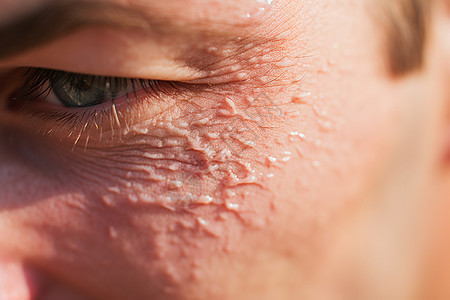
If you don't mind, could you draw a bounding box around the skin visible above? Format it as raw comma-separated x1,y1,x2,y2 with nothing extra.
0,0,449,299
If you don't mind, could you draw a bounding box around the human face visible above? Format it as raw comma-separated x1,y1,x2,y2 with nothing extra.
0,0,447,299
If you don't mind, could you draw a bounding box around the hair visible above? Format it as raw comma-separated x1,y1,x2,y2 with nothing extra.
383,0,431,76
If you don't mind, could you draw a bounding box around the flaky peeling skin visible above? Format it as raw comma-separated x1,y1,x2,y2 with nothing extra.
0,30,297,298
0,84,290,298
0,0,408,299
0,1,310,298
0,0,302,217
3,23,295,213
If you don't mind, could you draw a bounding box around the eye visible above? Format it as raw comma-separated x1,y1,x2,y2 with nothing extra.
1,67,192,148
2,67,202,148
14,68,165,108
52,75,113,107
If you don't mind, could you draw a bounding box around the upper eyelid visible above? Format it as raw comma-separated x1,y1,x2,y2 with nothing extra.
0,2,281,82
0,1,266,62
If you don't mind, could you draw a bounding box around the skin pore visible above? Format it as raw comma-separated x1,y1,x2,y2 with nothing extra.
0,0,449,299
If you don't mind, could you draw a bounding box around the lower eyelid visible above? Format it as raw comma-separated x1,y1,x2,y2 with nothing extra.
0,69,286,212
0,82,184,146
0,66,253,151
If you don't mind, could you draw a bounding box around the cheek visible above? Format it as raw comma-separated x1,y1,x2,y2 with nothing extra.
0,74,297,298
0,73,395,300
4,79,292,212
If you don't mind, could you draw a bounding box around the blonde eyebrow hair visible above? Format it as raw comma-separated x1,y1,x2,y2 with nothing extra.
382,0,431,76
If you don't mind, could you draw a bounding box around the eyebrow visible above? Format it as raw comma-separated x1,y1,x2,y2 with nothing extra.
0,0,251,61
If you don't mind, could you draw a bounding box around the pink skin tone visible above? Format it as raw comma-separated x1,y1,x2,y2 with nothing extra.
1,0,450,299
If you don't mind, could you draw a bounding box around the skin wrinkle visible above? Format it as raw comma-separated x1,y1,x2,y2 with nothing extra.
21,173,267,298
3,0,430,299
0,0,272,60
1,51,297,213
0,12,302,294
24,98,285,211
0,1,286,82
0,30,295,143
0,26,299,157
0,36,308,300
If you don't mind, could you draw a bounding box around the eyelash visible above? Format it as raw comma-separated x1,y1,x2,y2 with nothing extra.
15,68,171,104
6,68,185,144
15,67,179,118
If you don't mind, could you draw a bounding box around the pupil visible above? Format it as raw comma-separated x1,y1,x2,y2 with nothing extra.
76,78,93,91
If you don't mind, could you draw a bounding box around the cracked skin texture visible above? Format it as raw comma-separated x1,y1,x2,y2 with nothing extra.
0,0,438,299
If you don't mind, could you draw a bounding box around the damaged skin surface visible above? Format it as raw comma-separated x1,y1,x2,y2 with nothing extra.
0,0,444,299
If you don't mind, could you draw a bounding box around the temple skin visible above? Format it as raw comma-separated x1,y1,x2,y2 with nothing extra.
1,0,450,299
